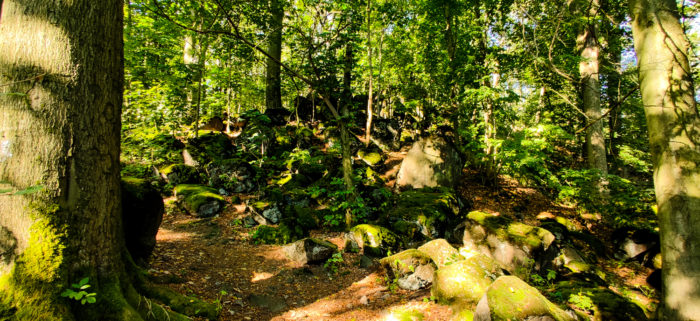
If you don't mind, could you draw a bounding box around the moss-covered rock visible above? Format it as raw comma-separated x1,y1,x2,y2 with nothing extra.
386,188,463,244
417,239,463,268
184,132,236,166
554,281,649,320
121,177,164,265
475,276,576,321
205,158,257,193
432,248,503,305
380,249,436,291
395,135,463,189
456,211,556,275
250,223,306,245
159,164,201,185
357,149,384,167
344,224,401,257
173,184,224,218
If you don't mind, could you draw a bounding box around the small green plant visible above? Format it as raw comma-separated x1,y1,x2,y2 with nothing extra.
569,291,595,311
214,290,228,312
324,252,344,277
61,277,97,304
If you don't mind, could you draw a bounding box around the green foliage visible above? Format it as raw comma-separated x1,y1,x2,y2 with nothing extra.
568,291,595,311
324,252,344,276
60,277,97,305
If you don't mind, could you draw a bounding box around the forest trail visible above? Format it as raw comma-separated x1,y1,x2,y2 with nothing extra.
145,158,630,321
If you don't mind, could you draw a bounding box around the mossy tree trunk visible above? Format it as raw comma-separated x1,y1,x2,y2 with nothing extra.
629,0,700,319
341,41,356,227
0,1,215,320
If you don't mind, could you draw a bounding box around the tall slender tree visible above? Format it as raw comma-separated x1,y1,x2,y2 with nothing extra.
265,0,284,111
629,0,700,319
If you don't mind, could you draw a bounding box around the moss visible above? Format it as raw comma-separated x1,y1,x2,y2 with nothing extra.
467,211,555,252
174,184,224,217
554,281,648,320
387,188,461,241
486,276,575,321
380,249,433,277
347,224,401,257
159,164,200,185
417,239,462,268
358,150,383,166
251,224,304,245
140,284,217,320
431,251,501,305
451,309,474,321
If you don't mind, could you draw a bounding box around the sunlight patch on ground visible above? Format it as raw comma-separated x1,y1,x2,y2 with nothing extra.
251,271,275,282
156,227,195,242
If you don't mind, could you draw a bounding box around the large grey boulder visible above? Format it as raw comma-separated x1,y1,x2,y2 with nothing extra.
395,136,463,189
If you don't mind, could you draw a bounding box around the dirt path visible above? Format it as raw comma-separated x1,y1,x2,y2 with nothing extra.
149,202,452,321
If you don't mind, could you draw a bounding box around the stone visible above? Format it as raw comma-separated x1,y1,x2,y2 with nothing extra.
395,135,463,189
357,149,384,167
206,159,257,193
173,184,224,218
264,108,290,126
380,249,436,291
243,215,258,227
283,238,338,265
122,177,164,264
345,224,401,257
262,206,283,224
386,188,463,244
185,132,236,166
359,255,374,269
454,211,556,275
432,248,503,305
159,163,200,185
417,238,462,268
474,276,577,321
555,280,649,321
201,116,225,131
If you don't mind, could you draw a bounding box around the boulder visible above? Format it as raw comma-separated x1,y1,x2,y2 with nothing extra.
357,148,384,167
417,239,462,268
386,188,463,244
454,211,556,275
370,118,402,151
173,184,224,218
380,249,436,291
554,281,649,320
185,132,236,166
251,223,307,245
121,177,164,264
159,163,200,185
395,136,463,189
283,238,338,265
432,248,503,305
344,224,401,257
264,108,290,126
473,276,576,321
201,116,225,131
262,206,283,224
206,159,257,193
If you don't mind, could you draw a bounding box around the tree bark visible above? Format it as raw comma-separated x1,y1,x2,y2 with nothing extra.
629,0,700,319
0,1,215,319
364,0,374,147
265,0,283,111
341,42,355,227
579,0,608,175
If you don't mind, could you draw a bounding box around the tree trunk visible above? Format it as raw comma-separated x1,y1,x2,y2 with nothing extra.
0,1,215,320
364,0,374,147
629,0,700,319
341,42,355,227
579,0,608,175
265,0,283,111
605,21,623,167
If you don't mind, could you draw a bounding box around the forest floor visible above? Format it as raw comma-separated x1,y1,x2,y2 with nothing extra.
147,150,657,321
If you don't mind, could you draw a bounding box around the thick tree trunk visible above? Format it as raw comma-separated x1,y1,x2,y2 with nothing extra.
265,0,283,111
578,0,608,175
0,2,215,320
629,0,700,319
